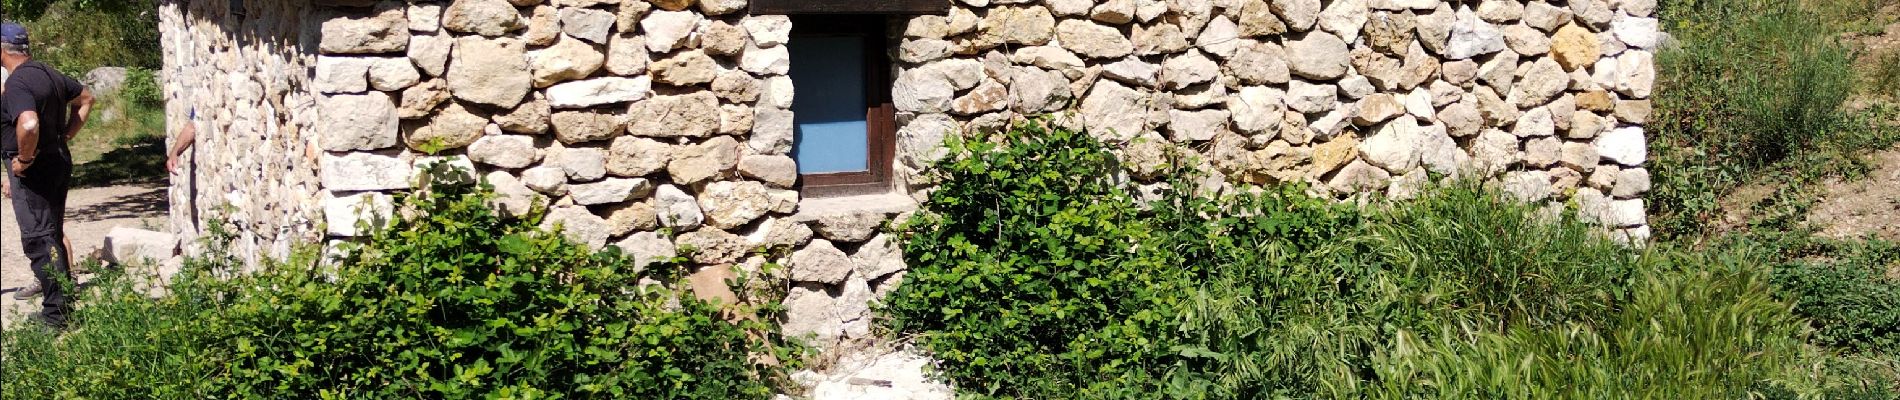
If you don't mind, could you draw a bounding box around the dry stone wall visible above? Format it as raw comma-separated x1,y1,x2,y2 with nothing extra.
160,0,327,266
161,0,1658,352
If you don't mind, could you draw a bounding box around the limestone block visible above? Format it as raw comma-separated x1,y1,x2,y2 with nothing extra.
698,180,772,229
448,36,532,108
546,76,651,108
321,152,413,191
318,92,400,151
442,0,524,36
654,184,705,229
322,192,393,237
321,2,410,54
569,177,652,205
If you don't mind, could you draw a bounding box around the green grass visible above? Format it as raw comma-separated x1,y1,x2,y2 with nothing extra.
879,120,1899,398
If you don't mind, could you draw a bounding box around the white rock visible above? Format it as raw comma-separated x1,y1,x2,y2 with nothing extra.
1611,14,1659,49
448,36,532,108
1081,80,1157,142
467,135,541,169
1272,0,1322,31
1359,117,1423,171
791,239,854,284
1318,0,1368,42
1102,58,1162,87
742,15,793,46
1196,16,1242,58
322,2,411,53
1417,123,1461,175
1614,50,1655,99
1169,109,1230,142
1286,79,1338,114
321,152,413,191
409,3,444,33
655,184,705,229
365,57,421,91
522,166,570,195
1502,170,1552,201
1614,167,1651,198
318,92,400,151
1403,88,1435,118
641,10,702,53
1606,198,1646,227
1595,126,1646,166
551,146,607,181
546,76,651,108
570,177,650,205
1513,106,1555,137
322,192,393,237
741,44,791,75
606,35,649,76
1058,19,1136,59
528,35,606,87
1445,7,1506,59
698,181,772,229
486,171,540,217
541,206,611,249
1160,50,1221,89
615,231,678,269
1286,31,1351,80
315,56,371,94
559,7,616,43
1229,86,1286,134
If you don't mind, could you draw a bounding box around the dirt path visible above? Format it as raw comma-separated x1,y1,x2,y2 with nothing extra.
1809,145,1900,242
0,182,168,328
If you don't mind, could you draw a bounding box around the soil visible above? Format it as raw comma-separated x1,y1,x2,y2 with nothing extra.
1808,144,1900,242
0,182,169,329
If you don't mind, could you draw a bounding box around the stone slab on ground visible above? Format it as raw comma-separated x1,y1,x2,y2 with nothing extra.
1,183,170,329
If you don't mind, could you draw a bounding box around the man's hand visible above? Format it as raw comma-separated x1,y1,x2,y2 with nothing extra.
166,153,180,173
9,158,26,177
2,174,10,198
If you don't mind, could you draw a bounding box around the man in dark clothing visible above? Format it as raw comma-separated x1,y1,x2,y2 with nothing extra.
2,22,95,330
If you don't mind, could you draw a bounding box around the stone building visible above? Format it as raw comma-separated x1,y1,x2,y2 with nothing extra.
158,0,1657,350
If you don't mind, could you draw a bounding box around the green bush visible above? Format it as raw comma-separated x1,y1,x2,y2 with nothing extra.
880,120,1201,396
884,121,1877,399
2,165,800,399
1760,238,1900,352
10,0,161,75
1649,0,1865,239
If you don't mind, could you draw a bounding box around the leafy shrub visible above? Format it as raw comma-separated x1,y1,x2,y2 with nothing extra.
10,0,161,75
2,165,800,399
1649,0,1873,239
885,121,1866,398
1765,238,1900,352
881,120,1198,396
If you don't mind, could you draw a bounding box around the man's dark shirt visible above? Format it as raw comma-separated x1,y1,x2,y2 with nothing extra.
2,60,84,165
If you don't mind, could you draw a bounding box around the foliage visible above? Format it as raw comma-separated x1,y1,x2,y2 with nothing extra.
1728,233,1900,352
883,121,1885,399
9,0,161,75
1649,0,1865,239
880,120,1201,396
1,164,801,399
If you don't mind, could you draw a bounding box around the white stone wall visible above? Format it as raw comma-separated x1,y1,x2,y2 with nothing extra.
160,0,1658,349
160,0,327,265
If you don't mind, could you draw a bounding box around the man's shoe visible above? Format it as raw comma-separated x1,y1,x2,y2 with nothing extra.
24,312,67,332
11,283,41,300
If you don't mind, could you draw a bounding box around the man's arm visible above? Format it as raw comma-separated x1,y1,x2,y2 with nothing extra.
63,88,93,141
167,119,196,173
11,109,38,176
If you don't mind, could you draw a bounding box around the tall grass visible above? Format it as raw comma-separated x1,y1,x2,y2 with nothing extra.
1650,0,1865,239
